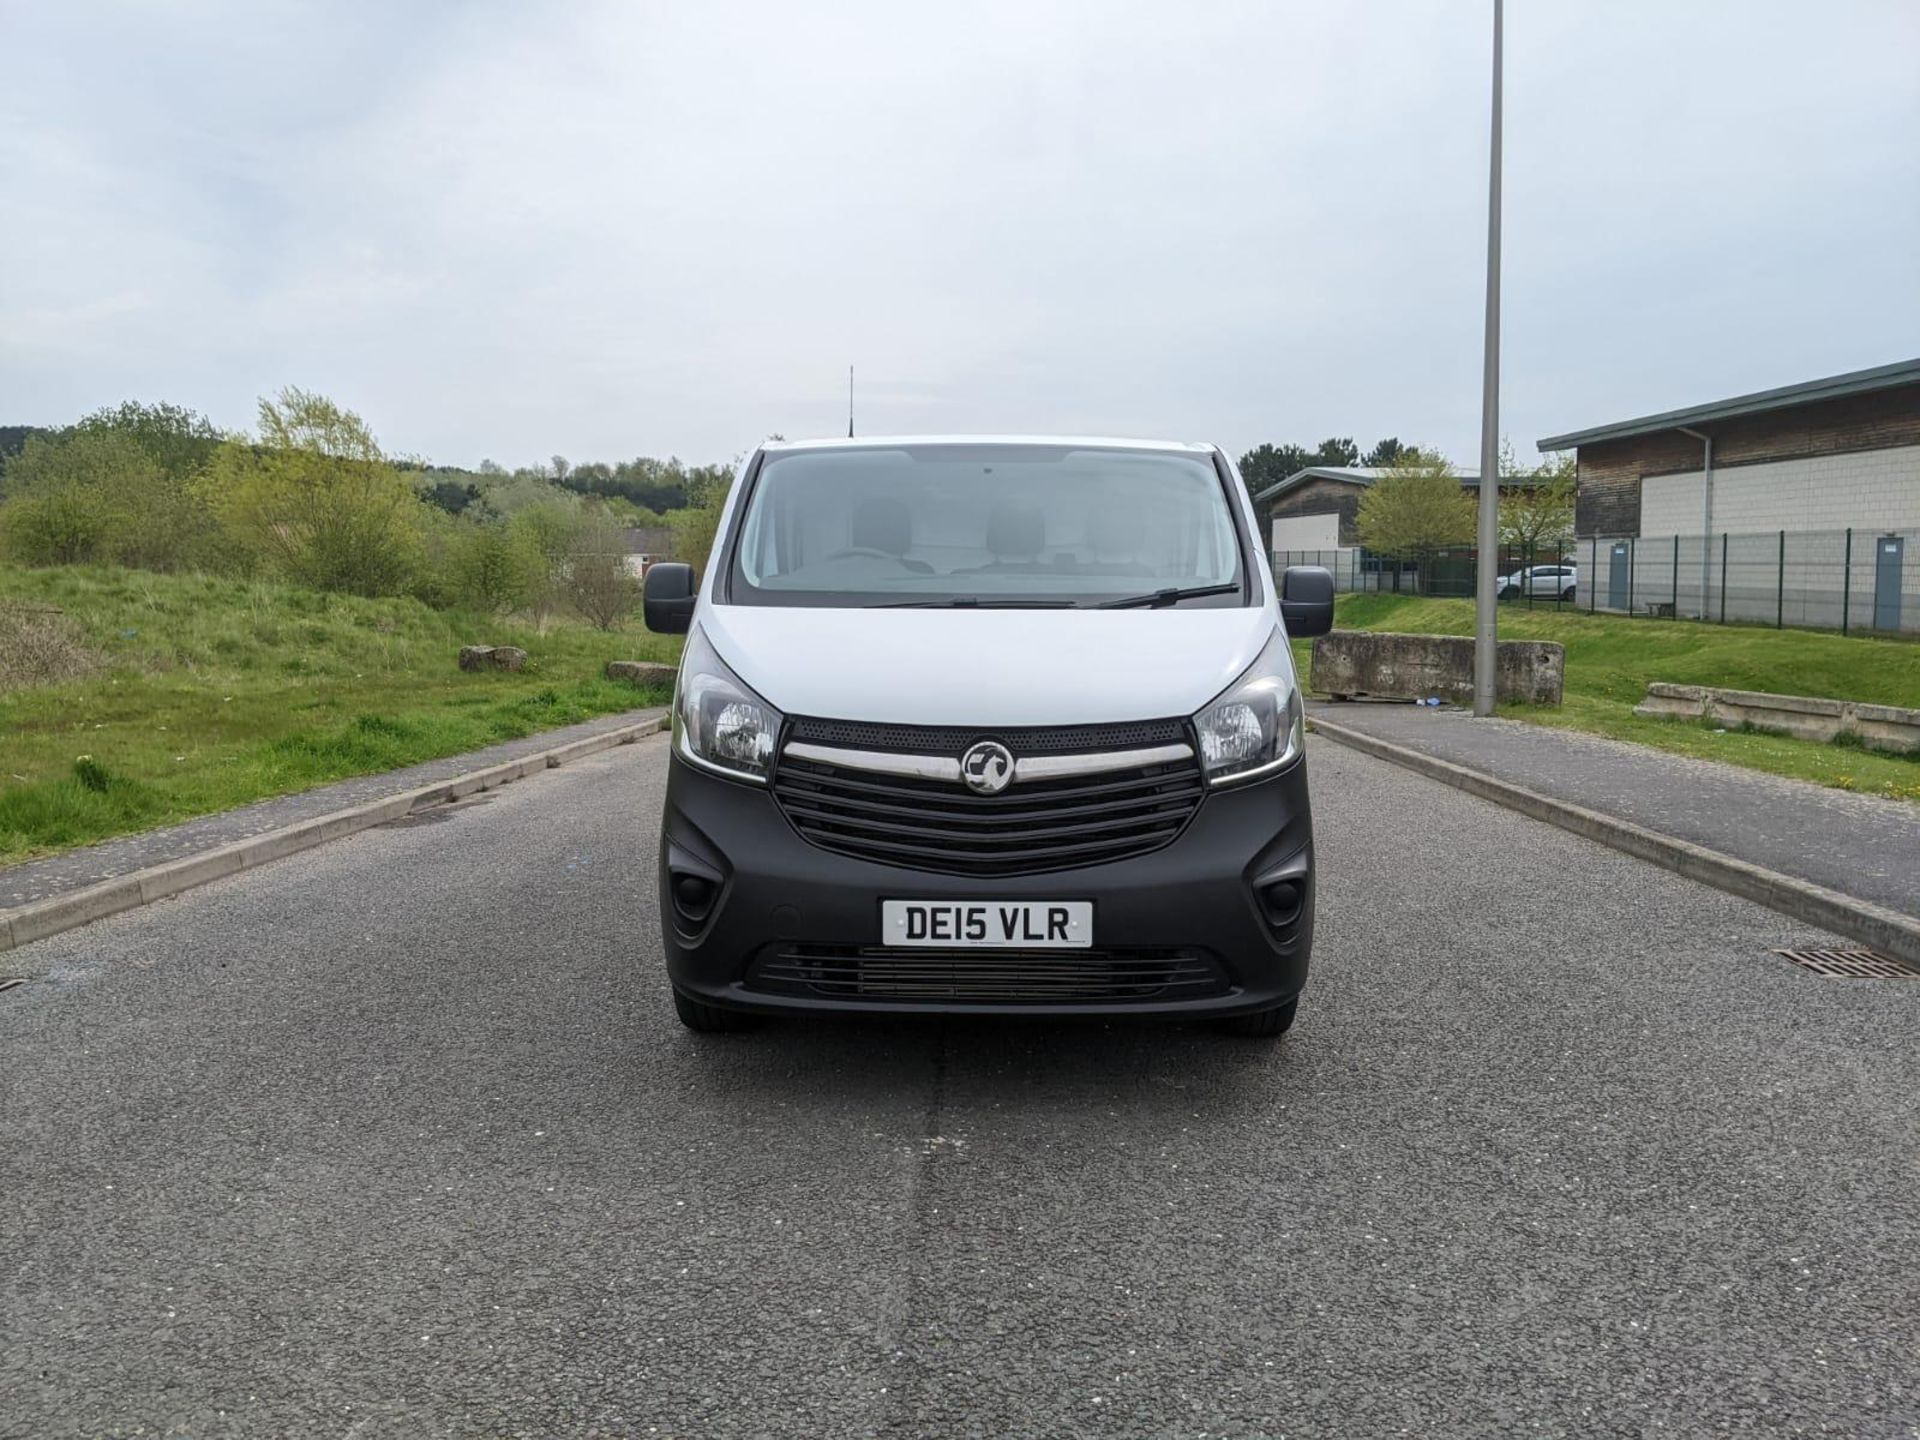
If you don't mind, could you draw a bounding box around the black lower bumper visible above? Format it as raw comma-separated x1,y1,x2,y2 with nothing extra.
657,750,1315,1020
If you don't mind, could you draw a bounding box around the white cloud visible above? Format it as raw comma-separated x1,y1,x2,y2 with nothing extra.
2,0,1916,465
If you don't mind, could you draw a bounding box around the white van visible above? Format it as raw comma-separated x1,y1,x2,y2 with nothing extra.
642,437,1334,1038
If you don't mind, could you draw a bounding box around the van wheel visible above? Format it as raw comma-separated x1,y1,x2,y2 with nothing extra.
1214,998,1298,1039
672,989,761,1033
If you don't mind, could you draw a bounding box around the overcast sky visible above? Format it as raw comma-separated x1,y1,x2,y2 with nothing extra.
3,1,1916,470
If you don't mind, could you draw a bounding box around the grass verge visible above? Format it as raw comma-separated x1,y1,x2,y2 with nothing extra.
0,564,681,863
1295,594,1920,803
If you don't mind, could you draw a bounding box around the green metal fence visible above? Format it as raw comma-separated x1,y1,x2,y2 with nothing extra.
1273,526,1919,635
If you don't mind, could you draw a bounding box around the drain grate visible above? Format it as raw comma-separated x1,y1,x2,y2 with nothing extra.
1772,947,1919,980
0,977,26,993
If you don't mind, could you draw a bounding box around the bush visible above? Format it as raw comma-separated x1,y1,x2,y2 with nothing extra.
0,429,223,570
198,388,428,596
561,513,639,630
665,495,726,574
71,400,221,480
0,486,109,565
447,522,547,614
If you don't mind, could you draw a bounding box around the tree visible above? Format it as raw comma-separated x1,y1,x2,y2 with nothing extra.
1237,443,1313,504
1310,436,1360,468
682,462,733,510
421,477,481,515
447,522,546,614
0,401,229,571
662,465,733,572
0,432,120,563
0,427,223,570
561,511,639,630
1,425,51,465
1499,447,1576,558
1238,436,1377,508
1355,451,1476,592
508,500,582,567
72,400,222,479
506,502,584,623
1362,437,1405,467
198,388,426,596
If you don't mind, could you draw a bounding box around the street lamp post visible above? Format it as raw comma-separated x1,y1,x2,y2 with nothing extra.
1472,0,1504,717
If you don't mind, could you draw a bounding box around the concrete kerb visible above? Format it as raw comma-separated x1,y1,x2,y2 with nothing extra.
8,877,145,949
1307,714,1920,970
0,711,669,956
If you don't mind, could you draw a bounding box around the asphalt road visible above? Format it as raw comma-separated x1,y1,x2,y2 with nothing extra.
3,734,1917,1438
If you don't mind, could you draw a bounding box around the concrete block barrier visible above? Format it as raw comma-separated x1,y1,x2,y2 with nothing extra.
1311,631,1565,706
1636,683,1920,753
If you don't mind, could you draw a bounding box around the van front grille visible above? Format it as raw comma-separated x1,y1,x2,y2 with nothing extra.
747,945,1229,1003
770,728,1205,877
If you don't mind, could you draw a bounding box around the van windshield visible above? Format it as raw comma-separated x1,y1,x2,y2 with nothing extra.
726,443,1247,608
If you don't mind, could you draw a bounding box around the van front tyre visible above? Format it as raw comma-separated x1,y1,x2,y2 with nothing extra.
1213,998,1298,1038
672,989,762,1033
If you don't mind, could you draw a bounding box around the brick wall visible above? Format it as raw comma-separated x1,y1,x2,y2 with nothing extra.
1572,380,1920,538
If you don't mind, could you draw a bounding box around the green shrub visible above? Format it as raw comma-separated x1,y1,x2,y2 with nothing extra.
197,388,428,597
0,486,109,564
561,512,639,630
0,421,226,571
447,522,547,614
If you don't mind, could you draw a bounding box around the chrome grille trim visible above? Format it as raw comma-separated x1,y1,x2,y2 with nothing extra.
781,740,1194,785
782,742,961,782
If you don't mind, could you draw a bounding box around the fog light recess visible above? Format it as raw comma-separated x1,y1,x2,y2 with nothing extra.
1258,879,1303,929
672,873,717,923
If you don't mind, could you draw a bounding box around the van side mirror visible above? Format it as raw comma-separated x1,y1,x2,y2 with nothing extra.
643,563,698,634
1279,565,1335,638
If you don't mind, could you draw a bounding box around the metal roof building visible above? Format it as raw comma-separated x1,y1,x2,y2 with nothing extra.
1535,358,1920,629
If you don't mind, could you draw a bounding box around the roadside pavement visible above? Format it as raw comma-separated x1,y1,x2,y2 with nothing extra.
1305,700,1920,922
1,707,665,911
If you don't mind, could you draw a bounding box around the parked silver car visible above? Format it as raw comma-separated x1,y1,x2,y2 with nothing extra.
1497,563,1577,601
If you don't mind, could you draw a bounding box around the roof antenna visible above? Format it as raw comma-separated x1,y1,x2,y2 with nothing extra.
847,364,854,437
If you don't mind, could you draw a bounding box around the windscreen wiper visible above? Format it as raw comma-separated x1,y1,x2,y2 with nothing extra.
874,597,1080,609
1093,583,1241,610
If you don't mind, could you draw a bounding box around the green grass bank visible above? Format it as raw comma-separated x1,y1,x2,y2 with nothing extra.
1296,595,1920,802
1,564,680,862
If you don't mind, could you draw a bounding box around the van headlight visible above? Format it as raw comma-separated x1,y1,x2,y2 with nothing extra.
673,625,782,782
1192,627,1305,786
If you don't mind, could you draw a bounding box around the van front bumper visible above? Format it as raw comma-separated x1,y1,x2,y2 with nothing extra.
657,749,1314,1020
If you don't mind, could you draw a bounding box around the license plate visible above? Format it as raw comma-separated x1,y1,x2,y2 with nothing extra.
882,900,1093,948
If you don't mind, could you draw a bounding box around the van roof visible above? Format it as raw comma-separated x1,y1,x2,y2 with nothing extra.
761,435,1218,455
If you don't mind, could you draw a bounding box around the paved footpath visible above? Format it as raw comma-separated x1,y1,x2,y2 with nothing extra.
1307,700,1920,921
4,734,1918,1436
0,708,663,911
